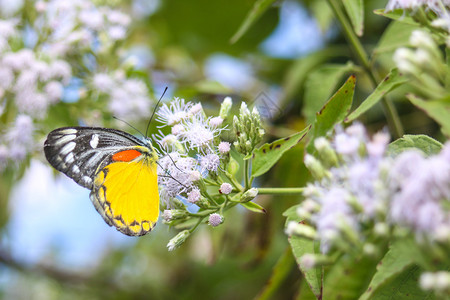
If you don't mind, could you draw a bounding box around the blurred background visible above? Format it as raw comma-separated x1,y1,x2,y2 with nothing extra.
0,0,443,299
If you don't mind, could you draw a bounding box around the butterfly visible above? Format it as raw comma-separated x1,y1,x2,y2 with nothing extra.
44,126,160,236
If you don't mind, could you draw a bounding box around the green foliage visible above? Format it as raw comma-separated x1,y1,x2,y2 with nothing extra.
407,95,450,138
251,127,310,178
284,205,322,299
230,0,278,44
303,63,354,124
306,75,355,153
360,240,433,300
388,135,443,156
346,68,408,122
343,0,364,36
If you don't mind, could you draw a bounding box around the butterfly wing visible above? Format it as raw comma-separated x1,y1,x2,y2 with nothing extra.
44,127,160,236
44,127,145,188
90,156,159,236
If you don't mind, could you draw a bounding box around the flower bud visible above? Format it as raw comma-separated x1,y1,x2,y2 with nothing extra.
285,221,317,239
219,97,232,119
163,209,188,223
300,253,333,270
314,137,338,167
240,188,258,203
167,230,190,251
304,154,329,180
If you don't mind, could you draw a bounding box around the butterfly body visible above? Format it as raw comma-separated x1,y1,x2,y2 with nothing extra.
44,127,160,236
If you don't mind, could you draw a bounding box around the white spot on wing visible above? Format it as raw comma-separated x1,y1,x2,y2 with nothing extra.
90,134,99,149
82,176,92,185
60,142,76,155
60,129,77,134
72,165,80,174
65,153,74,164
54,134,76,145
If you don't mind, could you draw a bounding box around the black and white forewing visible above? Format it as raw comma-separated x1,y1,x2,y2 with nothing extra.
44,127,144,189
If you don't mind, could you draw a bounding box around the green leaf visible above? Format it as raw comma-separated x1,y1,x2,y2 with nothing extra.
251,126,310,178
360,240,431,300
230,0,277,43
323,254,381,300
240,201,266,213
255,248,295,300
285,206,322,299
407,94,450,138
373,21,419,55
310,0,333,32
311,74,355,138
303,63,354,124
342,0,364,36
346,69,408,122
388,135,443,157
366,265,433,300
373,9,417,25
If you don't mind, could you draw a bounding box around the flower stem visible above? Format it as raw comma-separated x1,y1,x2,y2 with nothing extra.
257,187,304,195
244,159,250,190
189,217,204,233
326,0,404,138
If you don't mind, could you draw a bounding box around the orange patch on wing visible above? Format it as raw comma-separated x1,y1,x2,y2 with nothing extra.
112,149,142,162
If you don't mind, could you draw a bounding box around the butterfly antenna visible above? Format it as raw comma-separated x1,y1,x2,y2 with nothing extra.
145,87,168,138
155,141,186,174
156,161,188,189
112,116,145,137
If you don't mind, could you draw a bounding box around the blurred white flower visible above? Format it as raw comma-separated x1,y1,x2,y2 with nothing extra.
108,78,151,121
389,145,450,238
92,73,114,92
4,115,35,161
44,81,63,103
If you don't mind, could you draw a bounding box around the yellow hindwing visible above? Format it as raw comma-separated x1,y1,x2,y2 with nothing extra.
90,156,159,236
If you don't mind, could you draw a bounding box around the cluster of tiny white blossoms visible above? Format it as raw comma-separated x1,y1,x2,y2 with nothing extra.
92,70,152,122
0,115,35,170
33,0,131,57
154,98,232,202
287,123,450,255
393,30,447,98
0,0,148,169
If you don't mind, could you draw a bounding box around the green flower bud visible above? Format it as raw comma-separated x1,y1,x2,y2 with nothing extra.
219,97,233,119
304,154,329,180
300,253,333,270
233,102,265,155
285,221,317,239
314,137,338,167
240,188,258,202
167,230,190,251
163,209,188,223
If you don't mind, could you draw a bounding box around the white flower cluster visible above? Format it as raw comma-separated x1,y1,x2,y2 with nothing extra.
290,123,450,253
389,145,450,240
153,97,230,205
0,0,138,168
0,115,35,170
393,30,445,86
0,48,71,119
34,0,131,57
92,71,152,121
